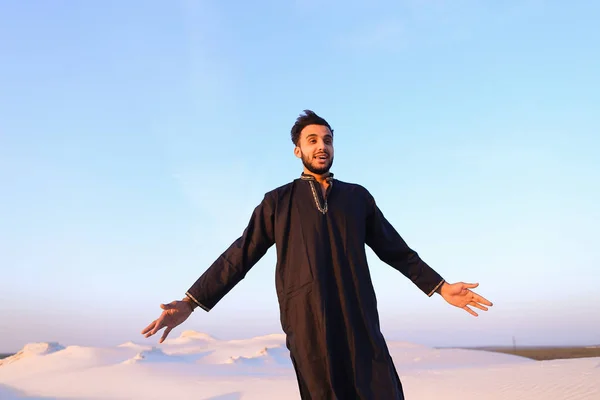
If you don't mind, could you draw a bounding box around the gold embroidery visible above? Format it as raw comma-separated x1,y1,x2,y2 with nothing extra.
185,291,211,311
308,180,328,214
300,173,333,214
428,279,446,297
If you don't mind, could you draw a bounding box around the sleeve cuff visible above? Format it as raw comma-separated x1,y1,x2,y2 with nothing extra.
185,292,212,312
427,279,446,297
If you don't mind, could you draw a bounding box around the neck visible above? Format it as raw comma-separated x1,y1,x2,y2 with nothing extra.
302,169,331,184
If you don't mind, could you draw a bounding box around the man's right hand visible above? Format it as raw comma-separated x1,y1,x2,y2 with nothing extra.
141,298,195,343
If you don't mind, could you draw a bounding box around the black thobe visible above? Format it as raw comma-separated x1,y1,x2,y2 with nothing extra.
186,173,445,400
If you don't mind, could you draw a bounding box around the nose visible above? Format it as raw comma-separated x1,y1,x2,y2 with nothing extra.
316,139,326,150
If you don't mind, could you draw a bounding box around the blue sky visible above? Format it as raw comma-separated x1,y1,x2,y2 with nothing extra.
1,1,599,353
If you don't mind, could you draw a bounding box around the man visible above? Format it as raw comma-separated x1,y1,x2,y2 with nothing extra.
142,110,493,399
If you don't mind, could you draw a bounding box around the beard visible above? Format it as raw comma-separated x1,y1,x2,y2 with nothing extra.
301,150,334,175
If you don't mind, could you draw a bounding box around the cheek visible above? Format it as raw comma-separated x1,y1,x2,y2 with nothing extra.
303,145,316,154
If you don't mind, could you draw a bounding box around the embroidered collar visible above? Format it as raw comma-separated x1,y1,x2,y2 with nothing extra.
300,172,334,183
300,172,333,214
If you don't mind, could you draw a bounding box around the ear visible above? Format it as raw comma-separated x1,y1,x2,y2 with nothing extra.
293,145,301,159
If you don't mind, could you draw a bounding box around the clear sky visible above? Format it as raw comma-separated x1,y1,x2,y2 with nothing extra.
1,1,599,353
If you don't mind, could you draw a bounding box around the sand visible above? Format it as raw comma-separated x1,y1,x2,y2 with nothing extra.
0,330,598,399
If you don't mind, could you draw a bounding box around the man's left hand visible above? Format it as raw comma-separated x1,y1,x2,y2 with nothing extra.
437,282,493,317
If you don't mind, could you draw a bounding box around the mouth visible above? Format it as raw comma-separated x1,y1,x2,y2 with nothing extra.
314,153,329,161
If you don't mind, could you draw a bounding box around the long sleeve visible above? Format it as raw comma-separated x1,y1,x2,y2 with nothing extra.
364,192,445,297
185,193,276,311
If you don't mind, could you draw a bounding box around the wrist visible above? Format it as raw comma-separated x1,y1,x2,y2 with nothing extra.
182,296,196,312
435,281,448,296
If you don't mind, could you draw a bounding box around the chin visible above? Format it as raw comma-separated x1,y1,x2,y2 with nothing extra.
310,164,332,175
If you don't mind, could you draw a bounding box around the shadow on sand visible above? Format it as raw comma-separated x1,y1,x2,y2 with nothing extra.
0,384,73,400
203,393,243,400
0,384,244,400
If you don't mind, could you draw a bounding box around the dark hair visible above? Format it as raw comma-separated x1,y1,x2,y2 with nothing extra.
290,110,334,146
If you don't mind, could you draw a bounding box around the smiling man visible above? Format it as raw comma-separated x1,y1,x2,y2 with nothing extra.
142,110,493,399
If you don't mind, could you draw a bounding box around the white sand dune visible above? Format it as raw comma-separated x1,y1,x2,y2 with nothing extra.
123,347,191,365
0,343,66,366
225,345,293,367
0,331,598,399
117,341,152,351
165,330,219,345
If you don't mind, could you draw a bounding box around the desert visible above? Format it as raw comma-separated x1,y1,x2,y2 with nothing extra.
1,331,598,399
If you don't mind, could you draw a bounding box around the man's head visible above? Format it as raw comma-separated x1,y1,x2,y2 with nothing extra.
291,110,334,175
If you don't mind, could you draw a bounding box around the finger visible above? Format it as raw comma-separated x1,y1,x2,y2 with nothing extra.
469,301,488,311
462,282,479,289
146,318,165,337
472,292,493,306
159,326,173,344
160,301,178,310
141,320,157,335
463,306,479,317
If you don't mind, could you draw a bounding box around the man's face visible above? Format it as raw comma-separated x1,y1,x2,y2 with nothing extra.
294,124,334,175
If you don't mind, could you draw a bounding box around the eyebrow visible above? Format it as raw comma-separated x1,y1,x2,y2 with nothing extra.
306,133,333,139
